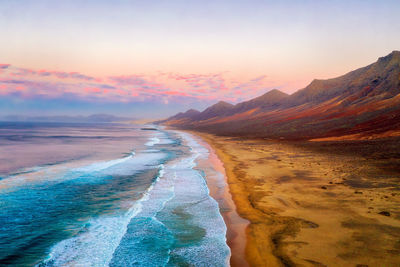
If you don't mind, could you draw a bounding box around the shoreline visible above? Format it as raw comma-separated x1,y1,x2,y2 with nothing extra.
188,132,250,267
190,132,282,266
190,132,400,266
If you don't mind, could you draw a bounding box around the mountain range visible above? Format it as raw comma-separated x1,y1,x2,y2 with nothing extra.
161,51,400,140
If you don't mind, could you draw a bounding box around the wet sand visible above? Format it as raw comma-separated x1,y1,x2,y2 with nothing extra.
191,133,250,267
193,132,400,267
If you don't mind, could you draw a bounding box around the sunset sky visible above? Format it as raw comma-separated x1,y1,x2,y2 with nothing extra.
1,0,400,118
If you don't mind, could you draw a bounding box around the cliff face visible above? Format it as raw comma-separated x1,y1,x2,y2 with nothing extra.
163,51,400,140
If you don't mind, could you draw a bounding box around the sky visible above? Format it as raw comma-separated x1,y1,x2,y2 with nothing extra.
1,0,399,118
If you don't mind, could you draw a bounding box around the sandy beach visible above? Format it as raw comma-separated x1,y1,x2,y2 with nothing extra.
193,132,400,267
190,133,250,267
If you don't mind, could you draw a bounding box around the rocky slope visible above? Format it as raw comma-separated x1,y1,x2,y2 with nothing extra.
163,51,400,140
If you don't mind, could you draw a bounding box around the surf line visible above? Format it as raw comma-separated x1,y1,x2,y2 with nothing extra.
181,131,250,267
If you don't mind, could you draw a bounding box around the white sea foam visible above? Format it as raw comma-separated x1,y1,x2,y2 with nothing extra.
38,164,166,267
166,131,230,266
145,137,160,146
38,129,230,267
2,131,168,191
145,131,175,146
74,151,135,173
0,151,143,192
111,130,230,266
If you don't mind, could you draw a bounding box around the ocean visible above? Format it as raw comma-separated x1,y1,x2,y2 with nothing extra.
0,122,230,266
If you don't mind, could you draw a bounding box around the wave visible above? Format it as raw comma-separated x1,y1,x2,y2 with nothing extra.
145,137,160,146
0,148,165,192
165,131,230,266
110,131,230,266
37,164,166,267
73,151,135,173
145,131,175,146
109,167,176,266
31,130,229,267
37,133,169,266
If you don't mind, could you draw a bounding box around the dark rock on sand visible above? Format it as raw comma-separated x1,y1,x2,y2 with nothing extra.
378,211,391,216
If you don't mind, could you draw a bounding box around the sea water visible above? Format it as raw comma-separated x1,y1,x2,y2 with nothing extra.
0,122,230,266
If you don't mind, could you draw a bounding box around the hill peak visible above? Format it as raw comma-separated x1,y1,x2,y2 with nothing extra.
207,101,234,110
214,100,233,107
262,89,288,97
378,50,400,63
162,50,400,140
193,100,234,120
185,109,200,114
251,89,288,103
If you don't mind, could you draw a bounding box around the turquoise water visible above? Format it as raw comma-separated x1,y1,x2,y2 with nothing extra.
0,123,230,266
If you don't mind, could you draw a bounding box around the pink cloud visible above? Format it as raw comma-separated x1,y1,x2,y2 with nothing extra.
194,88,207,93
0,63,272,104
108,75,147,85
15,85,25,91
9,67,95,81
13,68,37,76
0,84,7,92
163,91,190,96
0,64,10,69
84,87,102,93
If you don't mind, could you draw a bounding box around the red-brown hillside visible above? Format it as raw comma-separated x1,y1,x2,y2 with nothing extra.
162,51,400,140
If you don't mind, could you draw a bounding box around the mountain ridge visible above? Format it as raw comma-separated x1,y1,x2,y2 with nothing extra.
162,51,400,140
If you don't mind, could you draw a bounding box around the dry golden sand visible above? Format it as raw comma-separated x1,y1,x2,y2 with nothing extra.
194,133,400,267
